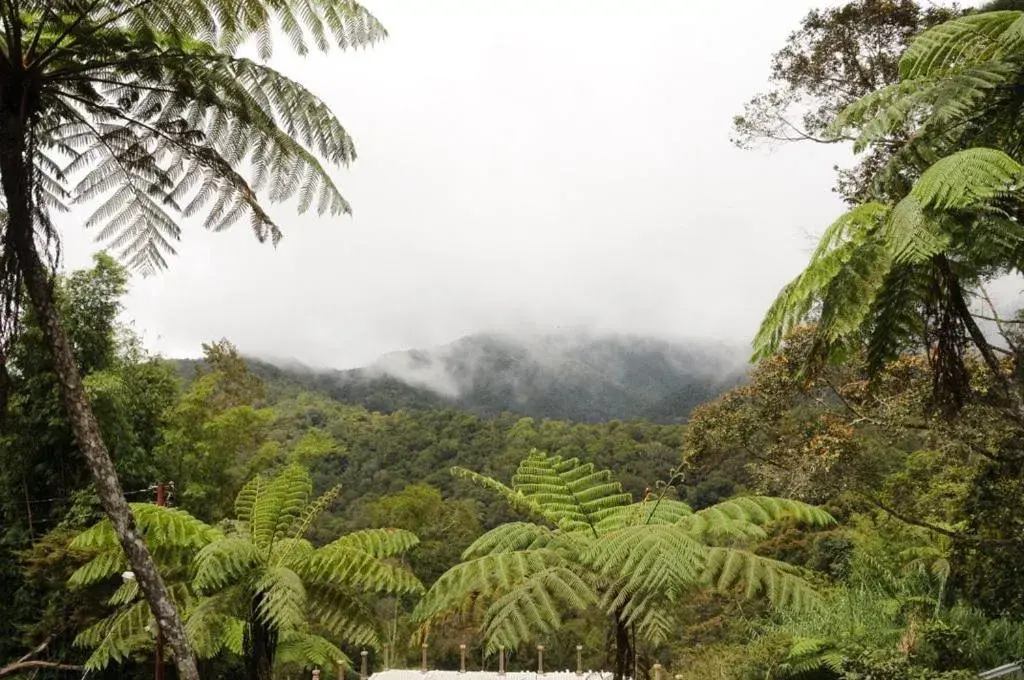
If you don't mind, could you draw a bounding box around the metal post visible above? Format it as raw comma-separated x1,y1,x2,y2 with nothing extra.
421,643,428,673
460,644,467,673
537,645,545,675
155,483,166,680
498,647,505,676
360,650,368,680
576,645,583,676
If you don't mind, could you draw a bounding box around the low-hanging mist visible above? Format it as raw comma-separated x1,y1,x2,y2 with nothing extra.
237,331,750,424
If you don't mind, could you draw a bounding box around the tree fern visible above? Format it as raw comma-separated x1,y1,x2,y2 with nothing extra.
419,452,834,680
72,464,422,680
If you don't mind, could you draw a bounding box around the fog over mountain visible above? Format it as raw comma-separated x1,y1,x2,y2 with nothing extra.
245,331,749,424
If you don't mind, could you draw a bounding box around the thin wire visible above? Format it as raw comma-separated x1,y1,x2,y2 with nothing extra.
0,485,156,508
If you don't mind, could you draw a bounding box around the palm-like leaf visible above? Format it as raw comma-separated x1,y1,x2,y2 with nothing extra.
71,464,422,673
4,0,385,274
418,452,833,662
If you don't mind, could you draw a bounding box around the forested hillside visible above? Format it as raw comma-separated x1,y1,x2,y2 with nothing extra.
7,2,1024,680
175,333,746,424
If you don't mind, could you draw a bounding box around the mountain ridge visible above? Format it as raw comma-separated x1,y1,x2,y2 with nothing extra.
178,331,749,424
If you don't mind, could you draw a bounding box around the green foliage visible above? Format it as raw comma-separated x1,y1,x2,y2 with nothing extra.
70,464,422,678
414,452,832,665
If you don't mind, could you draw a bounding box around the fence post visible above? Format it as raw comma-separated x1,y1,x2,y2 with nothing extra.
460,645,467,674
312,671,320,680
360,651,368,680
421,643,428,673
651,663,663,680
498,647,505,676
576,646,583,676
537,645,545,675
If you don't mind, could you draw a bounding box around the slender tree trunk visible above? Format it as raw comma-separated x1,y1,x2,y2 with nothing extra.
0,115,200,680
245,604,277,680
612,614,633,680
938,255,1024,420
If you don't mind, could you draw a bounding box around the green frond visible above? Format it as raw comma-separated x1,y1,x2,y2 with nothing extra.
289,484,342,539
865,264,930,373
689,496,835,531
511,451,632,532
68,549,128,588
482,567,598,653
450,466,542,518
702,547,821,612
185,597,245,659
752,204,890,360
778,637,845,677
582,525,704,615
270,537,316,571
882,197,950,264
235,473,268,524
74,599,154,670
910,147,1024,211
303,544,423,596
193,536,262,592
70,503,215,553
307,586,382,649
593,499,694,533
275,631,351,675
898,11,1020,79
413,550,567,625
255,566,308,632
463,522,561,559
324,528,419,559
248,463,312,551
69,504,216,587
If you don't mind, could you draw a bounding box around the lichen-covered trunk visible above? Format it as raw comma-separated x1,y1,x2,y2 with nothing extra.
0,114,200,680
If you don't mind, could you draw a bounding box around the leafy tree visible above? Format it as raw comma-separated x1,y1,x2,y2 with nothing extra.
0,3,386,675
69,463,423,680
750,9,1024,416
413,451,833,680
159,340,278,522
0,254,178,666
733,0,962,203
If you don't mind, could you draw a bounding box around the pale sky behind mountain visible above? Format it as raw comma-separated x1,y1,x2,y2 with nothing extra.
54,1,952,368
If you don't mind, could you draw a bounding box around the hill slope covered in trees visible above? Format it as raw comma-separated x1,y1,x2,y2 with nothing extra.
181,332,748,424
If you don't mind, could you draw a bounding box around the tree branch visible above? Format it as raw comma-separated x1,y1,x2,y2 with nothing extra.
0,636,84,678
0,661,84,678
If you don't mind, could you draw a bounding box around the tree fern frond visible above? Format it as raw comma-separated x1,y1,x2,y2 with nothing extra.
74,599,154,670
463,522,562,559
323,528,419,559
193,536,261,592
702,548,822,612
307,586,382,649
752,204,889,359
687,496,835,532
450,466,542,518
289,483,342,539
482,567,597,653
911,147,1024,211
275,631,351,673
413,550,567,625
303,545,423,596
898,11,1020,79
593,499,694,533
255,566,308,632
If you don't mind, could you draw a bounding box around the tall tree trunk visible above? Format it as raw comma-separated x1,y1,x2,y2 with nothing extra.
0,116,200,680
245,603,277,680
612,614,633,680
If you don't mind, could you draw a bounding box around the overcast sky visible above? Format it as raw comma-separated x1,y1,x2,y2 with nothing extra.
59,0,863,369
